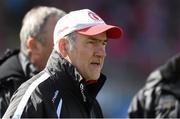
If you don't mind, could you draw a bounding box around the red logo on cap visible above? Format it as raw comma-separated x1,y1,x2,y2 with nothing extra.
88,11,102,21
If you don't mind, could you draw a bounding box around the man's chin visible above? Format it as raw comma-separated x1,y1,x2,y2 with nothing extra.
91,74,101,80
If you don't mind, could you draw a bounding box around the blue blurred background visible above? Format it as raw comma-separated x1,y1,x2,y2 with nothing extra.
0,0,180,118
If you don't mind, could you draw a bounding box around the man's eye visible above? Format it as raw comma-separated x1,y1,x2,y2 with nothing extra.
88,41,95,44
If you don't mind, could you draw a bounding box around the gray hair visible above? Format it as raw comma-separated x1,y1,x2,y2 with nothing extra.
54,32,77,53
20,6,66,55
64,32,77,51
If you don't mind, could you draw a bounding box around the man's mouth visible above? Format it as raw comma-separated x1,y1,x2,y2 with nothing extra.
91,61,101,66
91,62,100,65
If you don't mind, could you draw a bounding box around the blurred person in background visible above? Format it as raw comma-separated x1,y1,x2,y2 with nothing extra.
3,9,123,118
128,53,180,118
0,6,66,117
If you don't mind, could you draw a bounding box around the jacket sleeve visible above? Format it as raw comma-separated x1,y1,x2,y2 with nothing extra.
2,82,25,118
0,89,10,117
160,53,180,80
2,76,33,118
2,87,52,118
128,89,146,118
0,76,25,118
128,69,162,118
128,54,180,118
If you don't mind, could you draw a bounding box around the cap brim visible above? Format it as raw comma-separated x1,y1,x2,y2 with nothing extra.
77,24,123,39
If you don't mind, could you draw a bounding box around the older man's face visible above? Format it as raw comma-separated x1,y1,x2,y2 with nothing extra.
68,32,107,81
30,16,57,71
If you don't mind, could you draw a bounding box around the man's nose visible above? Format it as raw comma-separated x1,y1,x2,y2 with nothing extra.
94,45,106,57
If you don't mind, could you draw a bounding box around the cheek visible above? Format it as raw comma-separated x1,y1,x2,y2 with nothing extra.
40,47,51,60
47,47,53,55
79,49,92,61
45,41,53,54
72,50,90,67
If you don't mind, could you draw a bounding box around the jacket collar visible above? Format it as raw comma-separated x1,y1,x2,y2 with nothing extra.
45,50,106,98
19,52,38,78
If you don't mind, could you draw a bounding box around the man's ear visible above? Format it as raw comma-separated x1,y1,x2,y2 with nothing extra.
27,37,38,54
58,38,68,57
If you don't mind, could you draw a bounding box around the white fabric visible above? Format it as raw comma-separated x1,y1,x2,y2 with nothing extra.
56,99,62,118
12,72,50,119
53,9,106,45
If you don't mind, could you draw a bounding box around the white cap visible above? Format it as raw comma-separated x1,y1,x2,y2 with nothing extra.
53,9,123,45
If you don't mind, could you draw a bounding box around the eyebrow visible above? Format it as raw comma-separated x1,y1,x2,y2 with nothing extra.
87,37,108,42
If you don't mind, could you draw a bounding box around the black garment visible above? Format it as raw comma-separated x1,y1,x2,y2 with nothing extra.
3,50,106,118
0,49,37,117
128,54,180,118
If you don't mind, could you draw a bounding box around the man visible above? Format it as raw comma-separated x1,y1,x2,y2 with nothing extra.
128,54,180,118
0,6,66,117
3,9,123,118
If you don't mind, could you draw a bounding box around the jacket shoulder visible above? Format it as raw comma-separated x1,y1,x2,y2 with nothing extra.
3,71,49,118
0,49,19,65
0,49,24,82
145,70,162,89
128,69,163,118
